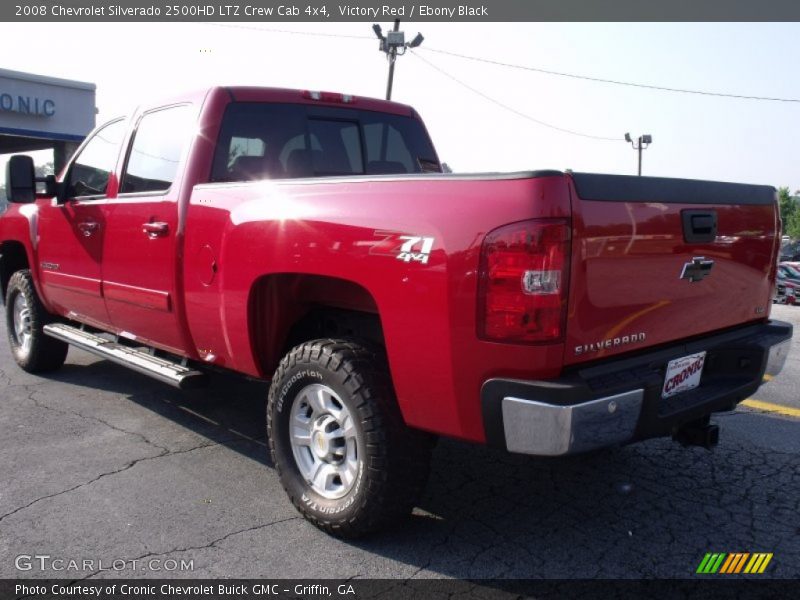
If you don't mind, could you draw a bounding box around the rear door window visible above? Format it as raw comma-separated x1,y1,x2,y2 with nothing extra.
120,104,194,194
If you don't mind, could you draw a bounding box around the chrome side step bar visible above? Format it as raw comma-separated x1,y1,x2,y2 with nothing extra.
43,323,205,389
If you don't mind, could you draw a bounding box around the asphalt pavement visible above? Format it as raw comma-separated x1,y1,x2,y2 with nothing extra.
0,306,798,581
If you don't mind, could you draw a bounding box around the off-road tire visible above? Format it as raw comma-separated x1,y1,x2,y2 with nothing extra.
268,338,434,538
5,270,68,373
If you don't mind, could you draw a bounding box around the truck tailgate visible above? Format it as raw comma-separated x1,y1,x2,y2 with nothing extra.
564,173,778,366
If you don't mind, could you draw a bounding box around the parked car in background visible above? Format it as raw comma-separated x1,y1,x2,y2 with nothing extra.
782,283,796,305
779,242,800,262
775,263,800,305
776,272,798,304
778,262,800,283
774,282,787,304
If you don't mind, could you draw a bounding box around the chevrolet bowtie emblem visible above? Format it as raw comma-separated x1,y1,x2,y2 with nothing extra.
680,256,714,282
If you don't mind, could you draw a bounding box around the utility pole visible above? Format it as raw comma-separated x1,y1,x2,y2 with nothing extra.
625,133,652,176
372,20,424,101
385,19,400,101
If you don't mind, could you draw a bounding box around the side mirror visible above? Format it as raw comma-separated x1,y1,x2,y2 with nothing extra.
5,155,36,204
44,174,58,197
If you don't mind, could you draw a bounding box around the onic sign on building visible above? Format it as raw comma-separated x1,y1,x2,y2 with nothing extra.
0,68,96,169
0,93,56,117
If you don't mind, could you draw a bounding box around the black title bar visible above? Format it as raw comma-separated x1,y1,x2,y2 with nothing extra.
5,0,800,22
3,579,799,600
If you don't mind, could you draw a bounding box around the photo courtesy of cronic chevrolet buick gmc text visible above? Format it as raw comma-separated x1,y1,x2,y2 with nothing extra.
0,87,792,537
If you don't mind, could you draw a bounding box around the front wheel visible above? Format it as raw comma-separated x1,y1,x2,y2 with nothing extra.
267,339,433,538
5,270,68,373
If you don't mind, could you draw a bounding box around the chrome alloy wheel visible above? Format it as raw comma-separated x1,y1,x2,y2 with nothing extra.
289,383,360,499
12,292,33,355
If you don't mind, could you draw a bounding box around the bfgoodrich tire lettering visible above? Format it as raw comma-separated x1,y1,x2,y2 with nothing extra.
5,270,68,373
267,339,433,538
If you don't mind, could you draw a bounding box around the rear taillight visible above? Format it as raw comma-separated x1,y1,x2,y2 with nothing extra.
478,219,570,343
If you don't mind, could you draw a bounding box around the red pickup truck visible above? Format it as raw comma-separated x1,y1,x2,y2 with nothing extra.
1,87,792,537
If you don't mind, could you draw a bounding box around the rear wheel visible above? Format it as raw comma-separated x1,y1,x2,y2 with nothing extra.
5,270,68,373
267,339,433,538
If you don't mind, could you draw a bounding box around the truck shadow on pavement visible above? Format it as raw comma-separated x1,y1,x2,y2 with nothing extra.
47,360,273,465
42,358,800,580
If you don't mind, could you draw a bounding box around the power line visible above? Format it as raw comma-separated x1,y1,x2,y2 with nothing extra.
203,23,798,104
420,46,800,104
206,22,372,40
202,22,799,104
410,50,620,142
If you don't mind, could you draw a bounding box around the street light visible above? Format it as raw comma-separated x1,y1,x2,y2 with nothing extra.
408,33,424,48
372,24,385,51
372,20,424,100
625,132,652,176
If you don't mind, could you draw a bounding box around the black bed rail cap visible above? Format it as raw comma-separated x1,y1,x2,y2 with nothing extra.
570,172,776,205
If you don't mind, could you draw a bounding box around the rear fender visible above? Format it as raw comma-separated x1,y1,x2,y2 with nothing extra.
248,273,380,375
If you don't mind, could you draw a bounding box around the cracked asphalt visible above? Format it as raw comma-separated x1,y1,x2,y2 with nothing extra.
1,306,798,581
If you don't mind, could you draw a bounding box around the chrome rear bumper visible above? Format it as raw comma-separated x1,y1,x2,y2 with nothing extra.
502,390,643,456
481,319,793,457
765,338,790,378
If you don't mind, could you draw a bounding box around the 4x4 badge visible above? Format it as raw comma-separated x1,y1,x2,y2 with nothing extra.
680,256,714,283
397,236,434,264
369,232,435,265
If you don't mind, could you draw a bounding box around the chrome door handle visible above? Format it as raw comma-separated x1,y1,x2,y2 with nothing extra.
142,222,169,238
77,221,99,237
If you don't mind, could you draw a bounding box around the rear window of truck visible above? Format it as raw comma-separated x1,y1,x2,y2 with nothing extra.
210,102,440,182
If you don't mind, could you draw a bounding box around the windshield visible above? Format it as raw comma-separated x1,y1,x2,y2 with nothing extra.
211,102,440,182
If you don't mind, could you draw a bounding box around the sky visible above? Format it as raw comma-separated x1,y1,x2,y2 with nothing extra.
1,22,799,191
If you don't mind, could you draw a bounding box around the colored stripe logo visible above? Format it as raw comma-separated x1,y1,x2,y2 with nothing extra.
696,553,773,574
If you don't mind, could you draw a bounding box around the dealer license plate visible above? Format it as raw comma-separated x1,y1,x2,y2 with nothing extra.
662,351,706,399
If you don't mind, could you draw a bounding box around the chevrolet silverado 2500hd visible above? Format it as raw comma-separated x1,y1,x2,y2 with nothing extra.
1,87,792,537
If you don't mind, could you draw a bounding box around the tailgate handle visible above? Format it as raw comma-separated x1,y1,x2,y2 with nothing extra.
682,210,717,243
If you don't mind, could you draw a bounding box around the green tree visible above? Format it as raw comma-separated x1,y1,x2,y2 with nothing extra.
34,161,54,178
777,187,800,239
786,208,800,240
778,186,795,225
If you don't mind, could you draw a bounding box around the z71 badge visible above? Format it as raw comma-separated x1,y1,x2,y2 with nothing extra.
396,236,434,264
370,232,435,265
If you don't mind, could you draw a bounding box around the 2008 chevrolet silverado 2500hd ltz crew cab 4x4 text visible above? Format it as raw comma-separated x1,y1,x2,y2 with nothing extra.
1,86,792,537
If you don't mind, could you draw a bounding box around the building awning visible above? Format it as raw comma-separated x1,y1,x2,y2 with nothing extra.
0,68,96,151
